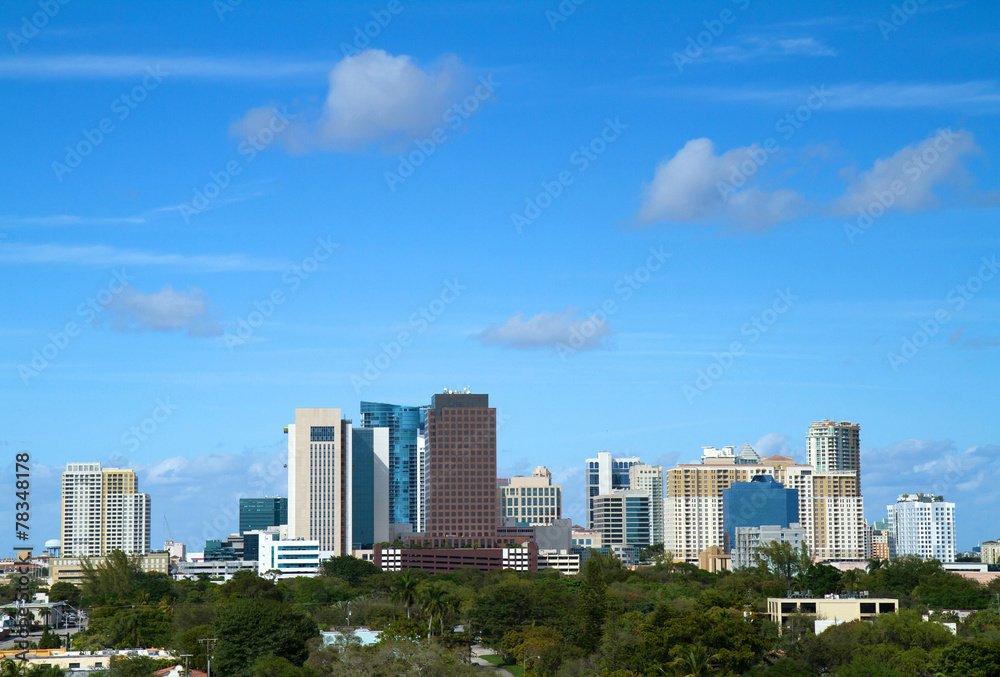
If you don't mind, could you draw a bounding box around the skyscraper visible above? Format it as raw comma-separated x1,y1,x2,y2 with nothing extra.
629,464,664,546
422,391,497,548
61,463,150,557
722,475,799,552
585,450,641,529
887,493,956,562
498,466,563,526
351,427,390,550
359,401,427,528
807,420,861,484
286,408,352,555
592,490,650,562
239,497,288,534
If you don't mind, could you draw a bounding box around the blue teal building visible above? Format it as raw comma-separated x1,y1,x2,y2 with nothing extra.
351,426,390,550
722,475,799,552
360,401,427,527
239,497,288,535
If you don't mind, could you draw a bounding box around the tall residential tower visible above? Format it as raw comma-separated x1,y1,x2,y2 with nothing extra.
61,463,150,557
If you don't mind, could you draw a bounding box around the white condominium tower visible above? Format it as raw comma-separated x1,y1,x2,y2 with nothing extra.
61,463,150,557
887,493,956,563
807,420,861,486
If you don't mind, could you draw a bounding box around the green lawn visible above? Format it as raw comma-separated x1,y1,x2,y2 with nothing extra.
479,654,524,676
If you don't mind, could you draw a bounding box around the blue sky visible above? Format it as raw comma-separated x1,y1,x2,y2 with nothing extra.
1,0,998,552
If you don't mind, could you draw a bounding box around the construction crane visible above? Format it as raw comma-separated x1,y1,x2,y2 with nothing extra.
164,514,176,544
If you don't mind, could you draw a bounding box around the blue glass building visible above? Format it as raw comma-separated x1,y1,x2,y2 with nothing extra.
360,401,427,527
722,475,799,552
239,497,288,535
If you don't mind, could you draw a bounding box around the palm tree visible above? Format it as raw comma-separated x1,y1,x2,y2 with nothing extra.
392,571,420,619
664,644,721,677
418,584,447,638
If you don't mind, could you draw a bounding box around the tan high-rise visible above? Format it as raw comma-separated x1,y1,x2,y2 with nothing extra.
286,408,351,555
664,454,864,563
61,463,150,558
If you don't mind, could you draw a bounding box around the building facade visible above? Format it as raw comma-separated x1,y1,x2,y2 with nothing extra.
629,464,664,546
359,401,427,528
286,408,352,554
665,455,864,563
420,392,498,548
351,427,390,550
374,542,537,573
257,532,321,579
591,490,650,549
498,466,563,526
870,519,894,560
732,524,806,569
887,493,956,563
61,463,150,558
585,451,641,529
981,541,1000,565
806,420,861,484
238,497,288,535
722,474,799,552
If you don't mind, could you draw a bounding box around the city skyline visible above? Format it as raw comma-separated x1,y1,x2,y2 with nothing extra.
2,1,998,554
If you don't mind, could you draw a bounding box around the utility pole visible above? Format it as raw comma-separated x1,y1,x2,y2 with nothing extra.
198,638,218,677
180,654,193,677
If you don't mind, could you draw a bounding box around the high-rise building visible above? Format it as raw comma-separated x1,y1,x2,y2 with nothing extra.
421,391,497,548
359,401,427,528
286,408,352,555
498,466,563,526
629,464,664,546
61,463,150,557
887,493,956,563
722,474,799,552
239,497,288,535
665,454,864,563
351,427,390,550
585,451,641,529
591,490,650,562
870,519,894,560
807,420,861,484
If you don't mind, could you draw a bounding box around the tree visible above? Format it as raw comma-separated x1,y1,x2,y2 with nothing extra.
469,578,536,649
48,582,81,607
212,598,318,677
665,644,721,677
753,541,809,589
391,571,420,619
81,550,143,599
321,556,380,588
931,640,1000,677
418,583,447,637
217,571,283,602
36,630,62,650
579,557,608,654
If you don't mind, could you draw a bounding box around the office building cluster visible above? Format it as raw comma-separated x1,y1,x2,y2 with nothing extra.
52,402,966,581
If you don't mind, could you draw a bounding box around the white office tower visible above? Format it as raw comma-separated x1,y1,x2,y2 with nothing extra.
887,493,956,563
585,450,641,529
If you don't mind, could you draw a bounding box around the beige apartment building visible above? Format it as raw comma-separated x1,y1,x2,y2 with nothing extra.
665,455,865,563
498,466,563,526
61,463,150,558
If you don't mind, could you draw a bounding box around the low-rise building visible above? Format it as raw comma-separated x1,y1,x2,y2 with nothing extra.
537,550,581,575
0,648,175,671
50,551,169,586
732,524,805,570
980,540,1000,565
257,533,321,579
175,559,257,581
373,543,538,573
767,595,898,634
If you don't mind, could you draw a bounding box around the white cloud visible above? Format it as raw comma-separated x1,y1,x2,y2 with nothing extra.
636,137,805,230
0,54,329,80
106,286,222,337
0,214,146,227
703,36,836,63
831,128,980,215
0,242,284,271
231,49,471,154
475,307,611,350
753,432,796,458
